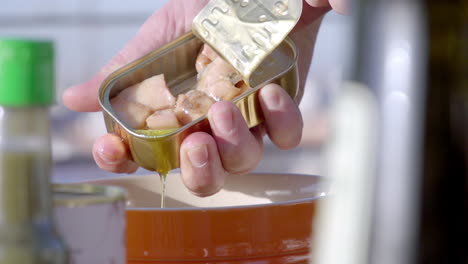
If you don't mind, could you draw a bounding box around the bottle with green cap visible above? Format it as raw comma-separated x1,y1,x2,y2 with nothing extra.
0,39,68,263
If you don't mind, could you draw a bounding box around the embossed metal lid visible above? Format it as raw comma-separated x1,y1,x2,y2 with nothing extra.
192,0,303,85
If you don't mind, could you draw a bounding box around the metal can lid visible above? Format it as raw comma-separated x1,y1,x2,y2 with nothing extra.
192,0,302,86
0,39,54,106
53,184,127,208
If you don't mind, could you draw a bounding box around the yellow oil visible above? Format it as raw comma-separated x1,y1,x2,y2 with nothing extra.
134,128,177,137
134,129,178,209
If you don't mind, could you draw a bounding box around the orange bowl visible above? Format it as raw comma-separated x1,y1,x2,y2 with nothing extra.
90,173,326,264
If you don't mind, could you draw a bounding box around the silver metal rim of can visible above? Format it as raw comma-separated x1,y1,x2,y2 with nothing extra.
53,183,127,207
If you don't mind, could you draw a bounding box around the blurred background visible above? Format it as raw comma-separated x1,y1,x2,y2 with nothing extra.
1,0,352,181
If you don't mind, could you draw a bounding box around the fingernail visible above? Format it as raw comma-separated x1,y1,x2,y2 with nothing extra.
187,144,209,168
213,106,234,134
97,147,121,165
263,87,282,111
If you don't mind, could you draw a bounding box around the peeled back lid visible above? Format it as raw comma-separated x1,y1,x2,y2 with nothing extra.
192,0,303,86
0,39,54,107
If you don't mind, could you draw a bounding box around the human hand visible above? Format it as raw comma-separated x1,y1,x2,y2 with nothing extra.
62,0,343,196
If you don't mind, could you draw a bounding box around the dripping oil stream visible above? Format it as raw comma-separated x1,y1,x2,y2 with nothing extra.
159,172,167,208
135,129,177,209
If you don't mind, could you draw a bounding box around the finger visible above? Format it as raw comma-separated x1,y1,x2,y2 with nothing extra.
92,134,139,174
259,84,303,150
208,101,264,175
329,0,349,14
305,0,330,8
295,1,330,31
304,0,349,14
180,132,228,197
62,0,209,112
292,4,328,93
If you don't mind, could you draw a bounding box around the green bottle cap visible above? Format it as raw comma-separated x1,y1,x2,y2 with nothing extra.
0,39,54,106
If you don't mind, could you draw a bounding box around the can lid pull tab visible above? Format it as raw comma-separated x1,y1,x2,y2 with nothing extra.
192,0,303,86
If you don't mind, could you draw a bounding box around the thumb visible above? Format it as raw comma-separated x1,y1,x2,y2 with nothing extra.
62,0,208,112
305,0,349,14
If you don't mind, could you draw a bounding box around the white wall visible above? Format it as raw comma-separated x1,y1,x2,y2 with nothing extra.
1,0,166,101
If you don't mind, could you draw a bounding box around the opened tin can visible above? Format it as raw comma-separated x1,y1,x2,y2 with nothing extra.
53,184,127,264
98,32,300,173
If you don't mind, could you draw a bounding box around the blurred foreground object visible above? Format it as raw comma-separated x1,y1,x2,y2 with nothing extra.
0,40,68,263
311,0,467,263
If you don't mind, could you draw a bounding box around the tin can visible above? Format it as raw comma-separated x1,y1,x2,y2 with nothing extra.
53,184,127,264
98,32,301,173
